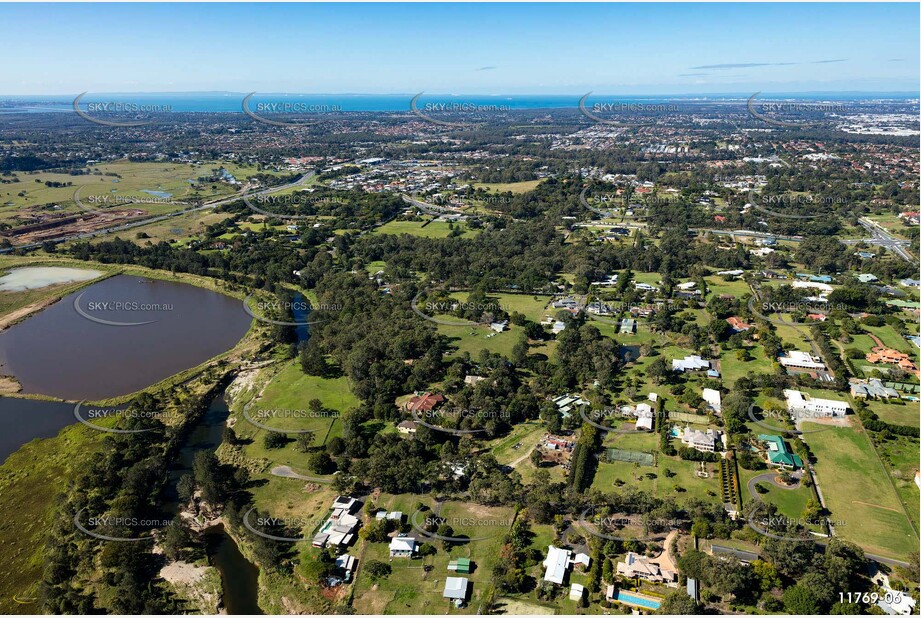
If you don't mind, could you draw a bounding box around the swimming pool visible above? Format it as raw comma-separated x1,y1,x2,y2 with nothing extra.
616,591,662,610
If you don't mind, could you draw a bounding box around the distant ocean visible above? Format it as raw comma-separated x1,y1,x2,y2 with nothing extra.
0,92,917,114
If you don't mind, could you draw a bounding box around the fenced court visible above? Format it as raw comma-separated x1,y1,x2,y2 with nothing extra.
606,448,655,466
668,411,710,424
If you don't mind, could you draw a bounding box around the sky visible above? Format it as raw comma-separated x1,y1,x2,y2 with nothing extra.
1,2,918,95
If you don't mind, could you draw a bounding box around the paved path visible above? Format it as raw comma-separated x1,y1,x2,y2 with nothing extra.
270,465,330,484
747,472,801,495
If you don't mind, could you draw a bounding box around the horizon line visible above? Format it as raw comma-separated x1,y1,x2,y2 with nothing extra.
2,90,919,99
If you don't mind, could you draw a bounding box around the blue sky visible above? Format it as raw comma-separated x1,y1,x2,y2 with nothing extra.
1,3,917,95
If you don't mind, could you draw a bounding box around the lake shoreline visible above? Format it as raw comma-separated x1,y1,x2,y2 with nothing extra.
0,258,261,405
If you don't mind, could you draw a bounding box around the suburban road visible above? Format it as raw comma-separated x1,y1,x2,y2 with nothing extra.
2,171,316,254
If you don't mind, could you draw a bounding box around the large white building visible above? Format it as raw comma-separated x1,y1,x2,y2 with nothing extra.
543,546,572,585
679,426,722,452
672,355,711,372
783,389,848,418
778,350,826,371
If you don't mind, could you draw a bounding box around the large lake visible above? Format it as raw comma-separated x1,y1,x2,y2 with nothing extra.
0,274,251,400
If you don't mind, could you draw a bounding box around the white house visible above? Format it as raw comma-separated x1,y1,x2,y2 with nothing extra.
389,535,417,558
877,589,916,616
397,420,418,434
619,402,654,431
313,496,362,548
679,426,722,453
542,545,572,585
490,320,508,333
672,355,711,372
783,389,848,418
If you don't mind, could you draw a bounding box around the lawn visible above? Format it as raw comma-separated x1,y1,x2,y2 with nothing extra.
437,323,524,359
719,344,774,386
372,219,477,239
867,399,920,429
234,362,358,472
863,324,917,356
739,468,815,521
703,276,751,300
874,436,921,530
351,495,514,615
773,318,813,351
253,361,358,418
802,423,917,560
590,436,723,509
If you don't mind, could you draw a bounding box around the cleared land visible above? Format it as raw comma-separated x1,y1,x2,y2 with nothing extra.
803,423,916,560
372,219,478,239
472,180,543,194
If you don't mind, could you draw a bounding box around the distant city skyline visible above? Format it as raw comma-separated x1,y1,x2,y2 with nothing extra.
1,3,918,95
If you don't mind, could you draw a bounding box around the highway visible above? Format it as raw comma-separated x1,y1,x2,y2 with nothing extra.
401,194,466,217
839,217,915,263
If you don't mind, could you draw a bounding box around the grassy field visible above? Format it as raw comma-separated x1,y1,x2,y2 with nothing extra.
472,180,543,194
0,419,108,614
233,362,359,474
254,362,358,418
803,423,916,560
739,468,814,520
591,431,723,508
372,219,477,239
351,495,514,615
867,399,920,428
703,276,751,299
433,292,551,359
106,209,233,246
863,325,917,355
719,343,774,386
0,161,274,221
437,323,523,359
772,318,814,351
865,214,916,242
874,436,921,531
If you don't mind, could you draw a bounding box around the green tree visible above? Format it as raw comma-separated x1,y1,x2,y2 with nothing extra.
657,590,700,614
782,584,820,614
